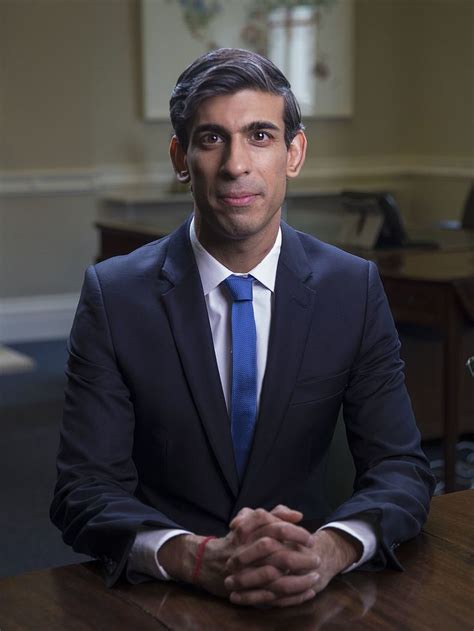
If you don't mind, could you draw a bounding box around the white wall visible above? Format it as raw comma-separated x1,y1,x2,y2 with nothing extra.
0,0,472,340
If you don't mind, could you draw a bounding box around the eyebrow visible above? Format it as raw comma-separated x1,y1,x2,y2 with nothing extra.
243,121,281,133
192,120,282,139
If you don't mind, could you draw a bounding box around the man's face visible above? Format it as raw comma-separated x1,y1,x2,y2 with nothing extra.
171,89,306,250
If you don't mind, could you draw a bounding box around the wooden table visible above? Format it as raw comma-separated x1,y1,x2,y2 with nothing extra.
95,217,474,491
1,491,472,630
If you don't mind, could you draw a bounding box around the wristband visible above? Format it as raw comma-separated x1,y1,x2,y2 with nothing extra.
191,536,216,583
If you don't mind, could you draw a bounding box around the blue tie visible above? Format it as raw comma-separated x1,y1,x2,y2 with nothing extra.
224,275,257,480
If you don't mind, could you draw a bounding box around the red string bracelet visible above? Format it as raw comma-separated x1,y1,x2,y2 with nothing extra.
191,536,216,583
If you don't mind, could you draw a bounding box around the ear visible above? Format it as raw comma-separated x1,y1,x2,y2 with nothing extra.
286,130,307,179
169,135,190,183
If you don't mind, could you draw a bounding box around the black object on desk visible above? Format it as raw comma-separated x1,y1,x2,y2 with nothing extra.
438,182,474,231
341,190,439,249
467,356,474,377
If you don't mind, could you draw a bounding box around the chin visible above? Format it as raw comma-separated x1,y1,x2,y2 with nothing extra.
224,220,274,242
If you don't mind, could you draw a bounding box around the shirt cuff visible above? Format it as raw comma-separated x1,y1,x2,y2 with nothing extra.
318,519,377,573
126,528,192,583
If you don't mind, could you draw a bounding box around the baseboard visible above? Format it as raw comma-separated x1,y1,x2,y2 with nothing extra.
0,293,79,343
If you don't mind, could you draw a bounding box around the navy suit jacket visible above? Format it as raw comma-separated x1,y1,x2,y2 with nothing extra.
51,218,435,585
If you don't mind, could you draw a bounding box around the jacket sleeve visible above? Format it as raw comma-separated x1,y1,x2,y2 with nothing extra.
50,265,181,586
327,261,436,569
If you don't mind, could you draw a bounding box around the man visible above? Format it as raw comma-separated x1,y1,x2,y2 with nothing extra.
51,48,435,608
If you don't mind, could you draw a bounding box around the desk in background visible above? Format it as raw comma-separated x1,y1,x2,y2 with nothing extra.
365,248,474,492
0,491,472,630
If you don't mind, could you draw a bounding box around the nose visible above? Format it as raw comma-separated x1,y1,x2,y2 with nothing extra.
220,138,251,178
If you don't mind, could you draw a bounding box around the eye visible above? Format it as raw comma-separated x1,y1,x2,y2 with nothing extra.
200,133,223,145
251,130,271,143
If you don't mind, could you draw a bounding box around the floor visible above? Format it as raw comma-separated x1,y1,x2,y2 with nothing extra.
0,339,90,579
0,339,472,579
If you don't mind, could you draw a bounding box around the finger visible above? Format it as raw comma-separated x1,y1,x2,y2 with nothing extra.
227,537,318,574
261,571,320,597
229,507,276,536
226,536,284,571
241,520,313,547
229,507,255,529
259,547,321,574
270,505,303,523
228,567,319,596
225,564,284,591
229,506,303,533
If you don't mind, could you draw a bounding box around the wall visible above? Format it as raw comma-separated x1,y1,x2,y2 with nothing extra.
394,0,473,220
0,0,472,339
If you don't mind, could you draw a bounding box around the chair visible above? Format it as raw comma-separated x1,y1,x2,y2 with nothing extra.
461,184,474,229
438,182,474,230
467,356,474,377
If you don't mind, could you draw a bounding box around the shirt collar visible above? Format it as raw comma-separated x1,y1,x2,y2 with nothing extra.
189,217,281,296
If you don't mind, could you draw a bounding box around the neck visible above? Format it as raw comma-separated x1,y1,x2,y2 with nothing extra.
195,218,280,273
206,243,272,273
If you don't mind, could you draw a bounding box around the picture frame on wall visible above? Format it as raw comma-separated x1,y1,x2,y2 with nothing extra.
141,0,354,120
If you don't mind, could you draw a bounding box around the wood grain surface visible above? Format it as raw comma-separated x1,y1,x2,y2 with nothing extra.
0,491,472,630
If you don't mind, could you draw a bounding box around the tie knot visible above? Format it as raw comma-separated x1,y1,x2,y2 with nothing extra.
224,275,254,302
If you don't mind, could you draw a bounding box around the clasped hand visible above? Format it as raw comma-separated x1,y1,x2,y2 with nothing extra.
197,505,361,608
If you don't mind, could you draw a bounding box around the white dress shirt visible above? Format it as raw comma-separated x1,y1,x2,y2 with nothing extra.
127,218,376,582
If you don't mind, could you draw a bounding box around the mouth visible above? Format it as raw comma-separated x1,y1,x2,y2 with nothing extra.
218,192,259,207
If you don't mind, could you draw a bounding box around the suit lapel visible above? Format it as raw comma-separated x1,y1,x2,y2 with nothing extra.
160,221,239,496
238,222,317,500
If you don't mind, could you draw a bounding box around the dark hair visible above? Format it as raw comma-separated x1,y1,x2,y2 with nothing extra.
169,48,303,149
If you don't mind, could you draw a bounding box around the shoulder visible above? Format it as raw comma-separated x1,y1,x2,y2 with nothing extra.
93,235,171,283
283,222,374,281
280,223,386,317
296,229,367,266
91,219,192,291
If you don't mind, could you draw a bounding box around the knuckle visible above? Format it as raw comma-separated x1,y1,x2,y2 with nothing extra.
234,549,247,563
265,565,281,582
229,556,241,570
277,522,290,535
233,523,245,536
284,555,300,572
261,566,275,582
258,536,275,554
279,583,294,596
274,577,298,595
272,576,295,598
269,550,286,568
268,523,286,541
230,576,242,590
